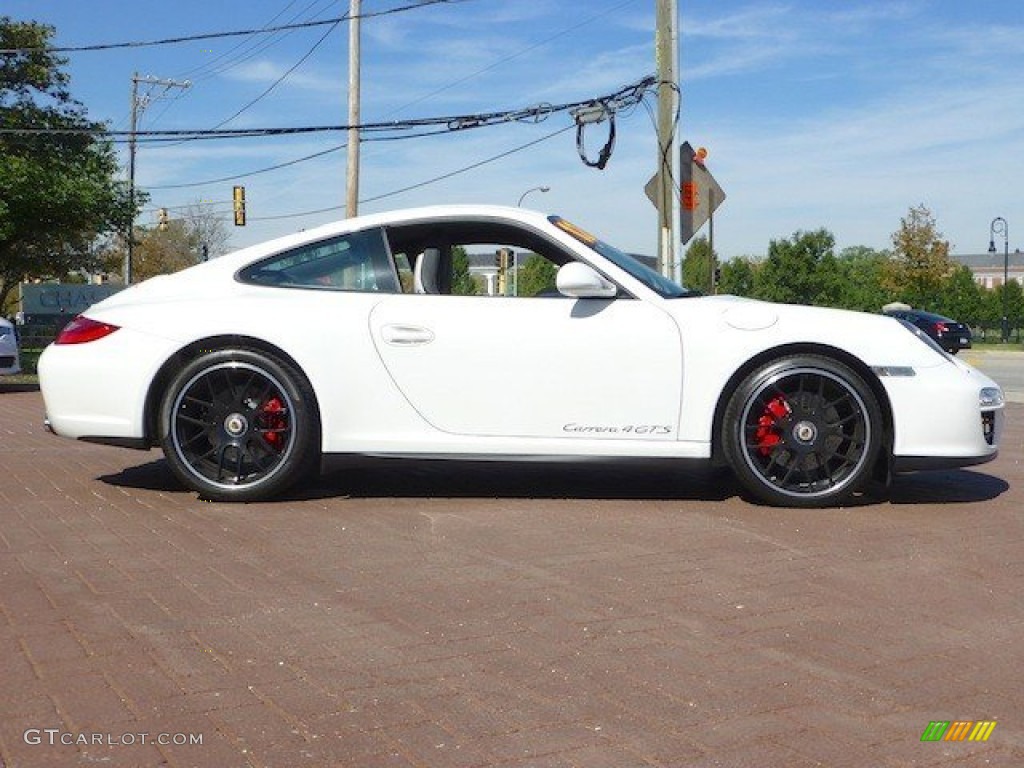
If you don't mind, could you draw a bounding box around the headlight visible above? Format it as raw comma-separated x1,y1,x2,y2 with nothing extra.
979,387,1004,408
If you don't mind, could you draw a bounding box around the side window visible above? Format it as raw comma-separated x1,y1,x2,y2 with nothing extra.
383,221,571,298
392,252,415,293
238,228,399,293
462,245,560,297
507,251,560,297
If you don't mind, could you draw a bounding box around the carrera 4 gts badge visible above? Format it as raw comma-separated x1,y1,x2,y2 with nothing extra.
563,423,671,436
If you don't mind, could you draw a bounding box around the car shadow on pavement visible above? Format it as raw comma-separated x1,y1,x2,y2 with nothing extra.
98,458,188,493
887,468,1008,505
98,457,740,502
313,457,740,501
98,458,1006,506
313,459,1009,506
0,381,40,394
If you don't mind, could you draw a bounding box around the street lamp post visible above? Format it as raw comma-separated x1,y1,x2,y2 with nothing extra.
516,185,550,207
989,217,1009,342
514,186,550,297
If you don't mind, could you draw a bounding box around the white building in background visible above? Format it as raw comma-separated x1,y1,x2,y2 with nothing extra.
951,251,1024,290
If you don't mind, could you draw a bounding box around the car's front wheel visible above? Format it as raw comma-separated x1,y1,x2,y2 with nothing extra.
159,348,320,501
722,355,882,507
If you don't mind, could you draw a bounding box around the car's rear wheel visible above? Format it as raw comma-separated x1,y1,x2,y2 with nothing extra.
723,355,882,507
159,348,320,501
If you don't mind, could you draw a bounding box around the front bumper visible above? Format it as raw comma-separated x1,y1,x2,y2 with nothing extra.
882,359,1003,469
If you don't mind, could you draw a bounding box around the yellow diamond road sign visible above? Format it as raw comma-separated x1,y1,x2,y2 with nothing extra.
645,141,726,244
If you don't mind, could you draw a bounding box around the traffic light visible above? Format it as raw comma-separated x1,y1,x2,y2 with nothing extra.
495,249,512,274
233,185,246,226
157,208,169,231
495,248,513,296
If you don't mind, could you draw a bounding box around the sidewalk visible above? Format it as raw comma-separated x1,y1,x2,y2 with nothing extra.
0,389,1021,767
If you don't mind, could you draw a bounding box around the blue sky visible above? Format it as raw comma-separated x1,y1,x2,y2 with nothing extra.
6,0,1023,260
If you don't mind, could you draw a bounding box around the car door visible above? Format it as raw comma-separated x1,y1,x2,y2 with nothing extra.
368,294,682,440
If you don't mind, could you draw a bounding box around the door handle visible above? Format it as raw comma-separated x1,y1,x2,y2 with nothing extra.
380,324,435,346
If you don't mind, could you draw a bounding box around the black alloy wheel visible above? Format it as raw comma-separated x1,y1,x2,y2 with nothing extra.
159,348,319,501
723,355,882,507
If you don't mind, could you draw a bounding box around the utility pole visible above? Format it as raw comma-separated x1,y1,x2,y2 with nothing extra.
126,73,190,285
346,0,361,217
708,186,716,294
654,0,681,280
126,73,140,287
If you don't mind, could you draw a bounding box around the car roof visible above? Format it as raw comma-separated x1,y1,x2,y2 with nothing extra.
884,308,956,323
207,205,554,272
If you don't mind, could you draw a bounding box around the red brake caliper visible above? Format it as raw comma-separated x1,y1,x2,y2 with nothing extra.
755,396,790,456
259,397,287,451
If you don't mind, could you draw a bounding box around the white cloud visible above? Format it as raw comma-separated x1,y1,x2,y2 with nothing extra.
219,59,340,94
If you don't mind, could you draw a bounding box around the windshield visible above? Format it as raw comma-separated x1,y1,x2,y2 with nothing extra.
549,216,695,298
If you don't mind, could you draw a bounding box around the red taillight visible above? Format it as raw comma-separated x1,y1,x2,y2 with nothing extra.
54,316,121,345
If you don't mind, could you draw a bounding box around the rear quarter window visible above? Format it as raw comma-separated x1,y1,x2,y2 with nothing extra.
237,228,399,293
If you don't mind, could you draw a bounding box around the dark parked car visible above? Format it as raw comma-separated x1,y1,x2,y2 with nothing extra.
883,307,972,354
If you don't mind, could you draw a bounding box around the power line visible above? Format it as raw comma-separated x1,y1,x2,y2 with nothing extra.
250,124,573,222
146,1,342,152
360,125,575,205
148,143,347,189
173,0,308,82
151,1,647,192
0,0,459,54
213,16,343,129
383,0,642,119
123,75,652,193
1,76,655,144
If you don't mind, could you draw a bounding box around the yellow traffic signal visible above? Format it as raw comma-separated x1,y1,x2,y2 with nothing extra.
233,186,246,226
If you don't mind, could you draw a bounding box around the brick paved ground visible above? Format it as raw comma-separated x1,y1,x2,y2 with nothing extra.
0,386,1021,767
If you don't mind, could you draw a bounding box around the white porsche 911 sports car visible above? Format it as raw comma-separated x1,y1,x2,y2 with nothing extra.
39,206,1004,507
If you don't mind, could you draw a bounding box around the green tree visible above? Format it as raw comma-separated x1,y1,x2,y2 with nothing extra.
451,245,477,295
998,279,1024,340
124,222,201,282
517,253,557,297
753,229,835,305
978,288,1002,337
825,246,892,312
101,202,232,280
0,17,137,308
937,265,984,328
682,236,713,293
717,256,758,297
885,204,953,307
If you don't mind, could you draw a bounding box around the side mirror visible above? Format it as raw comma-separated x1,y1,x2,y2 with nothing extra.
556,262,617,299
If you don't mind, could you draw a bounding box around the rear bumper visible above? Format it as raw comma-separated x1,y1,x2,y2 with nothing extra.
938,332,972,352
38,328,177,442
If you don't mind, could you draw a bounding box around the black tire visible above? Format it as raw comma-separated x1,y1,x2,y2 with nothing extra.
722,355,882,508
159,348,320,501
